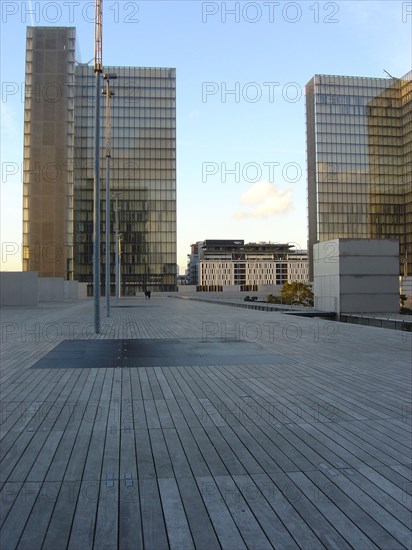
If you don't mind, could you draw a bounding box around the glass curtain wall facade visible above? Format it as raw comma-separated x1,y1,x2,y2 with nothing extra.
23,27,177,292
74,65,177,293
306,73,412,279
23,27,76,278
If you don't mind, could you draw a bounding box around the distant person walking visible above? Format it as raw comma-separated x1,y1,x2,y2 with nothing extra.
144,290,151,300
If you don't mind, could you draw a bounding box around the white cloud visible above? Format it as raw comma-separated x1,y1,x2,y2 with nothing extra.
234,180,292,219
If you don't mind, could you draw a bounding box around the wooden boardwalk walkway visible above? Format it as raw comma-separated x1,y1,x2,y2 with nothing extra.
0,296,411,549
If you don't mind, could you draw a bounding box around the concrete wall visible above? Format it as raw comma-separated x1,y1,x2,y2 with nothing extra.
313,241,340,312
64,281,89,300
1,273,90,305
64,281,78,300
314,239,399,314
38,277,65,302
0,272,39,306
78,283,88,299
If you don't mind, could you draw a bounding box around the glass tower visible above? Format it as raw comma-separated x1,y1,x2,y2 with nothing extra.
23,27,76,278
74,64,177,293
23,27,177,292
306,73,412,279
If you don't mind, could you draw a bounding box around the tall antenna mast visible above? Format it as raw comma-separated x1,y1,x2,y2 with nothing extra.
94,0,103,73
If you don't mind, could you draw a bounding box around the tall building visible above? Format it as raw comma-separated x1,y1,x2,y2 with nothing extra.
306,72,412,280
23,27,177,293
23,27,76,278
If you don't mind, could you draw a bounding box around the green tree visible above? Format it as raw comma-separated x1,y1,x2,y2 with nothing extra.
280,282,314,306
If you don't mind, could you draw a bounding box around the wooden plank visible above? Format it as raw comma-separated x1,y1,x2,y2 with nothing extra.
17,481,61,550
149,428,174,478
162,397,190,429
135,429,156,479
287,471,376,549
230,423,287,474
146,369,165,400
195,475,247,550
340,467,411,523
26,430,64,482
172,366,208,400
217,426,266,474
158,477,195,549
153,366,176,400
160,367,187,400
189,427,229,477
0,482,21,528
242,421,311,473
252,471,331,549
162,428,192,478
202,425,247,476
316,467,412,548
335,419,411,463
80,428,106,482
292,422,385,471
93,480,119,550
0,369,72,449
274,422,350,471
138,368,154,400
143,399,161,430
0,481,41,549
130,398,146,431
67,480,97,550
46,378,103,482
139,478,169,550
175,475,221,549
174,397,203,428
154,399,175,429
232,474,310,549
304,469,406,549
118,479,143,550
175,426,211,477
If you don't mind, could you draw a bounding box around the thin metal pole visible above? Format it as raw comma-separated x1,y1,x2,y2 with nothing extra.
103,74,116,312
114,192,119,303
104,76,111,316
105,153,110,316
119,234,122,300
93,71,101,333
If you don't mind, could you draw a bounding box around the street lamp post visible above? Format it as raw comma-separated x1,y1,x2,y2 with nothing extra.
113,192,121,303
103,73,117,317
93,0,103,334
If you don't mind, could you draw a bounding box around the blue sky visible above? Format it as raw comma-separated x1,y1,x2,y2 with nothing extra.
1,0,411,273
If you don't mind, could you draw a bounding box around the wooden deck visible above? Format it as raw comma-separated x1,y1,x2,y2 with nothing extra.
1,296,411,549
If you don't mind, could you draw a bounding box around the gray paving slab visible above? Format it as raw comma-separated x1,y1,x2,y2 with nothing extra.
0,296,411,549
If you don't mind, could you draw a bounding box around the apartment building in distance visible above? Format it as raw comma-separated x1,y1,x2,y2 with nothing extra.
23,26,177,293
186,240,308,289
306,72,412,280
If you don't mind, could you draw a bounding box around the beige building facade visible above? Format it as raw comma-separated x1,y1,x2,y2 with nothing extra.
188,240,308,289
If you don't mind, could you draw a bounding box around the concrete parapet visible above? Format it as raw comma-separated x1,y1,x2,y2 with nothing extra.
0,272,39,306
38,277,65,302
314,239,399,314
0,273,90,305
78,283,88,299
